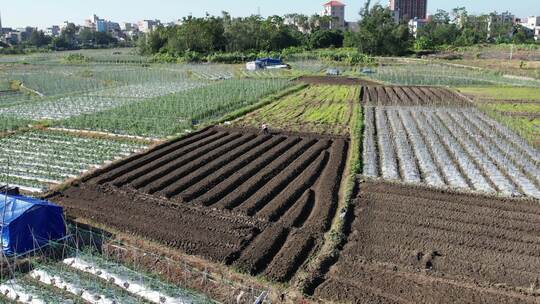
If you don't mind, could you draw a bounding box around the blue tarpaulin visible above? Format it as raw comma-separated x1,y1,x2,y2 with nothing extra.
255,58,283,66
0,195,65,256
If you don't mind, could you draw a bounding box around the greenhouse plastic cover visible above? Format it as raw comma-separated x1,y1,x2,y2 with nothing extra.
0,195,65,256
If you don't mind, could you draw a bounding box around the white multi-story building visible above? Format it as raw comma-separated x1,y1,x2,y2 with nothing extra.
120,22,133,31
137,20,160,33
321,1,346,29
45,25,60,37
408,18,427,38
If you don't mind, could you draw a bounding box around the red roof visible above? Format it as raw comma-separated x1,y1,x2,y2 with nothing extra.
323,1,345,7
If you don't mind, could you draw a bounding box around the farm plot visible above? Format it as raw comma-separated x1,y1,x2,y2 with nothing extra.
295,76,378,86
314,180,540,304
59,79,291,138
0,130,146,192
366,61,540,87
87,81,206,99
231,85,358,135
362,85,470,106
1,254,212,304
50,126,348,283
363,105,540,199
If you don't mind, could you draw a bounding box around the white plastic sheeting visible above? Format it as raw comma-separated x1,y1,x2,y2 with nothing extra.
64,257,189,304
361,105,540,199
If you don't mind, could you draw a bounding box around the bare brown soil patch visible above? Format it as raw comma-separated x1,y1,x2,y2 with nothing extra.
313,179,540,303
49,126,348,284
363,85,471,106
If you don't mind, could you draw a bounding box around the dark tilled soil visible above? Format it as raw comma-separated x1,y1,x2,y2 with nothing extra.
363,86,471,106
50,126,348,283
295,76,378,86
314,180,540,303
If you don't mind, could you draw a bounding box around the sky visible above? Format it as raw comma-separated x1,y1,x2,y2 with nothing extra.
1,0,538,29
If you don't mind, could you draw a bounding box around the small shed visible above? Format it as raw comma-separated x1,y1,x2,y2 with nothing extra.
0,194,66,256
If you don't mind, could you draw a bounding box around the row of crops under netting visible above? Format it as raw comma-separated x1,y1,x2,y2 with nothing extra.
0,244,213,303
1,64,204,97
365,62,540,87
59,78,292,137
0,81,207,121
0,130,146,192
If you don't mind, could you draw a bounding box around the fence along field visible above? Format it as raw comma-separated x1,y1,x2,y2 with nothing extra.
362,86,540,199
51,126,348,283
0,230,213,304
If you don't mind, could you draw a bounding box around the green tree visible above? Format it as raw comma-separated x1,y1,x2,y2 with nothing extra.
79,28,95,45
165,16,225,55
416,9,460,48
94,32,117,46
27,30,51,47
512,25,534,44
51,36,70,50
350,1,412,56
309,29,344,49
60,23,79,48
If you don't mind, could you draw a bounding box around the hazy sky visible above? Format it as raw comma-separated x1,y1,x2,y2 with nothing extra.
1,0,538,29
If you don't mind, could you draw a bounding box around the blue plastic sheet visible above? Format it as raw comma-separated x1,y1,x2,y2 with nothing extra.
0,195,65,256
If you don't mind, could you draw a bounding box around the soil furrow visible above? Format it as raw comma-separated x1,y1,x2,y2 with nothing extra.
233,140,331,215
159,134,273,198
193,137,306,207
177,136,287,202
138,133,253,193
90,128,217,184
111,131,227,187
125,132,241,189
256,152,329,221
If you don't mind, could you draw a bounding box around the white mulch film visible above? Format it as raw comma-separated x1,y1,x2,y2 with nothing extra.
375,107,400,180
363,106,540,199
0,131,146,192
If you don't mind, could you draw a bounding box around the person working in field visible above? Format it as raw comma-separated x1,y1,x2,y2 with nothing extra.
261,123,269,135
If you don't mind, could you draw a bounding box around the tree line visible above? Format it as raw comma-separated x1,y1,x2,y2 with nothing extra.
0,23,122,55
415,7,535,50
139,3,537,62
2,3,537,57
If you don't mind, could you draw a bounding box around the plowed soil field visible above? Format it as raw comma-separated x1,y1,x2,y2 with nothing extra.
314,180,540,303
363,85,470,106
50,126,348,283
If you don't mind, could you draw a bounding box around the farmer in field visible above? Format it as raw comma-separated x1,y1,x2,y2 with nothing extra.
261,123,269,135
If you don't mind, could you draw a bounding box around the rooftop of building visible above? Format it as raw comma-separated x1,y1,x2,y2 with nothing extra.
323,1,346,7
